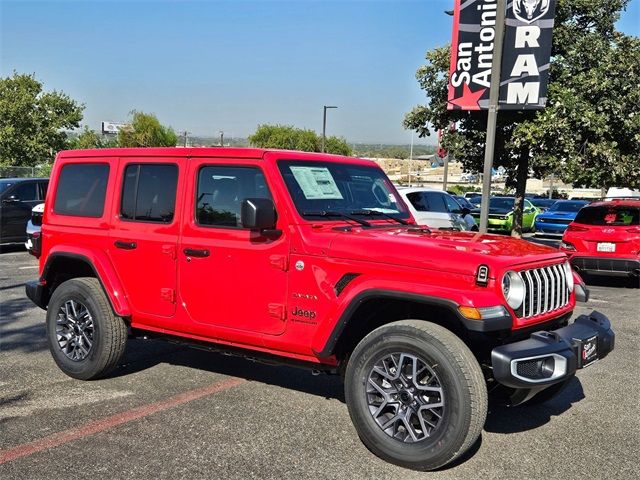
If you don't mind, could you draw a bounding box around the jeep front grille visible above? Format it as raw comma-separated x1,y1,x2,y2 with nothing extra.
518,264,569,318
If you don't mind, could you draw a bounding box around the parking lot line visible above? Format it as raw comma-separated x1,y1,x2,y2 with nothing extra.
0,377,245,465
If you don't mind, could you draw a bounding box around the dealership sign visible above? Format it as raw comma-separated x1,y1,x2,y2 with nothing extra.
101,121,127,135
447,0,556,110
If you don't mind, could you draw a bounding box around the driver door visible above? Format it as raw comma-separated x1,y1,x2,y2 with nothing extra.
178,159,290,336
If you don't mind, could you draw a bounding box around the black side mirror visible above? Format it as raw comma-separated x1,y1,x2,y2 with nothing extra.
241,198,278,233
460,207,471,217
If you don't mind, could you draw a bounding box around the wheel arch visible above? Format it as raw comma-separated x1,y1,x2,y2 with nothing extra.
40,251,131,317
315,289,469,360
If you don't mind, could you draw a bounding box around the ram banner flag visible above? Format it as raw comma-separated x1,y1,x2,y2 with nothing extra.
447,0,556,111
447,0,499,110
499,0,557,109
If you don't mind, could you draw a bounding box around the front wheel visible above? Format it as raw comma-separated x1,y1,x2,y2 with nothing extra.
344,320,487,471
46,277,127,380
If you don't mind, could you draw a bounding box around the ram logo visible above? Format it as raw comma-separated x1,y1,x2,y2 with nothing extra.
513,0,550,24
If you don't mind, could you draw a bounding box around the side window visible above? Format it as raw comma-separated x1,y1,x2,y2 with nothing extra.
196,166,272,228
120,164,178,223
54,164,109,217
410,192,448,213
13,183,37,201
444,195,462,213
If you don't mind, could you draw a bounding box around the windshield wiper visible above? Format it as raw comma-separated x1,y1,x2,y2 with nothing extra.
302,210,371,227
350,209,410,226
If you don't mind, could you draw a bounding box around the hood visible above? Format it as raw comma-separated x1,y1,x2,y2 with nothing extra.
538,210,577,220
328,227,565,277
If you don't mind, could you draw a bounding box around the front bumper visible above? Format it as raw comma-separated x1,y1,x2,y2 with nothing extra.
534,222,567,236
491,310,614,388
26,280,47,310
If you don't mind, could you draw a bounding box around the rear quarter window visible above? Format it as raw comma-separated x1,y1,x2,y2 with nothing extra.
54,164,110,217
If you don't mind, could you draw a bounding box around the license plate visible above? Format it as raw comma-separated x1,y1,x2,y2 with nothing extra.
579,335,599,367
597,242,616,252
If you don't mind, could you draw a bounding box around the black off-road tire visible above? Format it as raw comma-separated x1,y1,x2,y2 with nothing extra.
344,320,487,471
46,277,127,380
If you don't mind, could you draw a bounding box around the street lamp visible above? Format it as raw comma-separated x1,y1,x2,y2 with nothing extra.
322,105,338,153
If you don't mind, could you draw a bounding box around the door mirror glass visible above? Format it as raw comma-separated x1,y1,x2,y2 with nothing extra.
241,198,277,231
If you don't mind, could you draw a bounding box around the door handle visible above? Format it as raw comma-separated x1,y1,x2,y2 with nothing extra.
114,240,137,250
183,248,210,258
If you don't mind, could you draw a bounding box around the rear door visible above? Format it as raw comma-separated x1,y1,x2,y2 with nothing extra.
178,158,289,336
108,158,183,319
0,181,41,240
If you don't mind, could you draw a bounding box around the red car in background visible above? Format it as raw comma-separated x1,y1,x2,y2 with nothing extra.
561,199,640,278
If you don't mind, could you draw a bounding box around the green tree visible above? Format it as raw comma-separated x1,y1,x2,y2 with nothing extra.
248,124,352,156
117,111,177,147
67,127,118,150
404,0,640,236
0,72,83,167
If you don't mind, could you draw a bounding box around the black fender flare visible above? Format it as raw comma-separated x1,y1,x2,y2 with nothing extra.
314,289,512,357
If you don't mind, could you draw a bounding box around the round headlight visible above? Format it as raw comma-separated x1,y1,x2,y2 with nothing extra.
502,271,525,309
563,261,575,292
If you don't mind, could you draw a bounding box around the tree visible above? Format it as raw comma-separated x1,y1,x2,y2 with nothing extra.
248,124,352,156
67,127,118,150
0,72,83,167
404,0,640,236
117,111,177,147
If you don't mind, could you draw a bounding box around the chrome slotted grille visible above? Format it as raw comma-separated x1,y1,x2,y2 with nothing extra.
518,264,569,318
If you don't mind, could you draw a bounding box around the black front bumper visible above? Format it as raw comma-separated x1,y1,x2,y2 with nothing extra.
491,311,614,389
26,280,47,310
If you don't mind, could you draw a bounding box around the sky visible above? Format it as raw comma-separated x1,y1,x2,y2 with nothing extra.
1,0,639,144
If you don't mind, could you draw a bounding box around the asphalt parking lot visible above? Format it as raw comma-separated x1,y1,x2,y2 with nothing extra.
1,245,638,479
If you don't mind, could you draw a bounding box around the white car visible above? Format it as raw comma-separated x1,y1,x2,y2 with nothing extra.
25,202,44,254
398,188,478,231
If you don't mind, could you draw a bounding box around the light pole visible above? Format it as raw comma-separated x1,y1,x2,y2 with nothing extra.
322,105,337,153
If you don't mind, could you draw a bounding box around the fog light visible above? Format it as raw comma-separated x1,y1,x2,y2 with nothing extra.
511,354,567,383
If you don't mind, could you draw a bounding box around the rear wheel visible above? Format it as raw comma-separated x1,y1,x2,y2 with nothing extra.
344,320,487,471
46,278,127,380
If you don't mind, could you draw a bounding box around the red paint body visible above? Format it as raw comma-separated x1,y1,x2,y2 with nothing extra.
561,199,640,275
40,148,576,366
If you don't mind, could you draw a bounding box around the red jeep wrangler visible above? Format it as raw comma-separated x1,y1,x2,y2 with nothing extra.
27,148,614,471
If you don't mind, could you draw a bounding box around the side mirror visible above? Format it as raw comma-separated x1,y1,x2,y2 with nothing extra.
241,198,278,232
460,207,471,217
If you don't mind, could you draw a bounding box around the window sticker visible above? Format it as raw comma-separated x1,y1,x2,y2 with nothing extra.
290,166,343,200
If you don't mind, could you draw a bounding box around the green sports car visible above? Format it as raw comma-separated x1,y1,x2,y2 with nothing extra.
470,197,540,232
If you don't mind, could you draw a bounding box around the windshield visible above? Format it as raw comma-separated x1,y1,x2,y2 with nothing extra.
489,197,515,210
278,160,409,220
549,201,587,213
574,205,639,226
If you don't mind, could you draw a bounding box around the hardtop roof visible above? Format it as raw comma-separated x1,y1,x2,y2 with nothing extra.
56,147,376,166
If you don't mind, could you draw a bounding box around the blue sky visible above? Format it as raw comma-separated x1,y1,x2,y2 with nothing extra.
1,0,638,144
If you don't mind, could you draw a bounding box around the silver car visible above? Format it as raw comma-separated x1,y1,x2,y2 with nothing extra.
398,188,478,231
